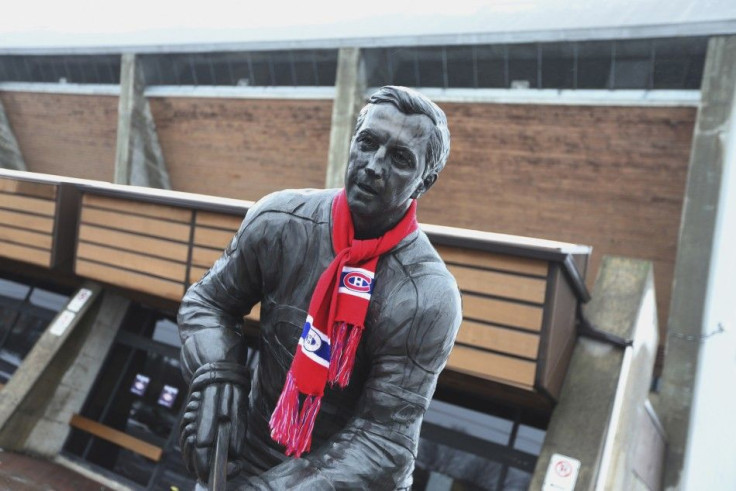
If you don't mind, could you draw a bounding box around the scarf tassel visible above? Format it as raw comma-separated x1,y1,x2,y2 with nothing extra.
269,372,322,458
328,322,363,388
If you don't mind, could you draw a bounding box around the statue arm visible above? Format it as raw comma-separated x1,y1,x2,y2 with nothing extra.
243,274,462,490
177,201,269,482
178,203,267,378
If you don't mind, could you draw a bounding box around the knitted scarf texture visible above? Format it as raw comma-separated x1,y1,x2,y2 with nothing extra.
269,189,418,457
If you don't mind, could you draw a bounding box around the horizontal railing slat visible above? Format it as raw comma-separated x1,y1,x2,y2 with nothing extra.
447,345,536,389
76,259,184,301
0,240,51,267
83,194,192,223
0,193,56,217
0,179,57,199
0,224,53,250
456,320,540,359
191,246,223,268
78,224,190,262
81,207,191,242
195,211,243,230
436,245,549,277
0,208,55,234
193,227,234,249
448,264,547,304
463,294,544,331
77,242,188,282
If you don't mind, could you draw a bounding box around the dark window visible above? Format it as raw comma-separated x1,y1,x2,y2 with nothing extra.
508,44,539,89
270,50,295,86
541,43,576,89
139,50,338,87
476,45,508,88
416,47,446,88
63,304,193,490
653,37,708,89
612,39,654,89
0,55,120,84
414,399,545,490
576,41,613,89
1,38,706,90
389,47,420,87
365,48,394,86
445,46,476,88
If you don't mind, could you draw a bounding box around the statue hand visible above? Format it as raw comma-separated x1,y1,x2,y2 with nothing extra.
179,363,249,483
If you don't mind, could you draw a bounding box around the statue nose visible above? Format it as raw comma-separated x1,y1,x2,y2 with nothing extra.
365,149,386,178
365,165,381,179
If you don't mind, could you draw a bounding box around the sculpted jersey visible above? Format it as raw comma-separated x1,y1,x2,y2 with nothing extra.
178,189,462,490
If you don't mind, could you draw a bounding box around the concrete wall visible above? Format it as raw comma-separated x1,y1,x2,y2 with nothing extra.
680,54,736,488
530,256,661,490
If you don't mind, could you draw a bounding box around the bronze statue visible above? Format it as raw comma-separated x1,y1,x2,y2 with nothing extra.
178,86,462,490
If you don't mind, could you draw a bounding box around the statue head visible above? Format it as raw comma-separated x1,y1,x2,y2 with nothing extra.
345,86,451,238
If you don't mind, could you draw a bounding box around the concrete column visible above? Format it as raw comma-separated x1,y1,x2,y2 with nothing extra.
0,282,103,448
656,35,736,490
0,99,26,171
23,291,130,457
325,47,366,189
115,53,171,189
529,257,659,490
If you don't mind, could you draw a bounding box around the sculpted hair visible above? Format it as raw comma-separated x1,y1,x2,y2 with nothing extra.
355,86,451,175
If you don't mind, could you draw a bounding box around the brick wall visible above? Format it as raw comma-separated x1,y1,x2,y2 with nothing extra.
148,97,332,201
0,92,117,181
0,91,694,343
420,102,696,336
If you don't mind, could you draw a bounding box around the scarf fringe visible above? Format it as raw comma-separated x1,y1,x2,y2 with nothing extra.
269,371,322,458
329,322,363,388
328,322,348,382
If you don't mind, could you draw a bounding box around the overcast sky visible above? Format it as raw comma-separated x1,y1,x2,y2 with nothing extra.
1,0,734,49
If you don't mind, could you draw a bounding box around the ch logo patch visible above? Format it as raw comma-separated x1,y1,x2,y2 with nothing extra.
304,327,322,352
338,267,375,300
343,271,372,293
298,316,331,367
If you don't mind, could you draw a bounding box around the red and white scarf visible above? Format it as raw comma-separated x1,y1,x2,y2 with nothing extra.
269,189,418,457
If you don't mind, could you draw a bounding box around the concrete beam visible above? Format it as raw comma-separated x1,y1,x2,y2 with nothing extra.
325,47,365,189
115,53,171,189
0,99,26,171
656,35,736,490
0,282,103,448
530,256,659,490
22,291,130,457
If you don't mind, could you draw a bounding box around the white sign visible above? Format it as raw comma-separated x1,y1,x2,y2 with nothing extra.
67,288,93,313
543,453,581,491
49,310,76,336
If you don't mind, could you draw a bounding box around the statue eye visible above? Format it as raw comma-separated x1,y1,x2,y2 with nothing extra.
393,150,414,168
358,134,378,151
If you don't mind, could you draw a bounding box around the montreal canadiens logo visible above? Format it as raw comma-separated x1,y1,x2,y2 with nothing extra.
304,327,322,352
343,272,372,293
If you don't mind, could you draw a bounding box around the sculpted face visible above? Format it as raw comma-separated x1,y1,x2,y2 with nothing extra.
345,103,437,239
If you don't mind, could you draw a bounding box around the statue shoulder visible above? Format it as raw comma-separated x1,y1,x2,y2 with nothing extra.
238,189,337,234
246,188,337,221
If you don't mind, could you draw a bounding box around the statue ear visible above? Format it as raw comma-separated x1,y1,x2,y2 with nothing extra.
412,173,437,199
